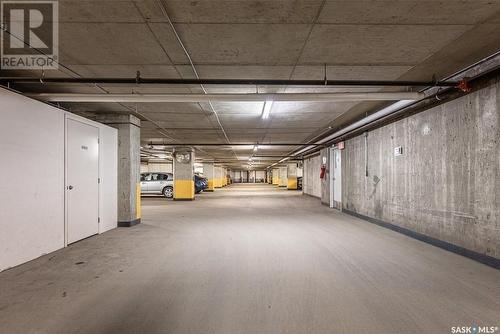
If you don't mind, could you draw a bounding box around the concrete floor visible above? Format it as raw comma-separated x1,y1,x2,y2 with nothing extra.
0,184,499,334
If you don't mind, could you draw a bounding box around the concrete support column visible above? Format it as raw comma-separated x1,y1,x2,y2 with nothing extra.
203,162,215,191
215,167,223,188
173,147,195,200
279,166,288,187
272,168,280,185
287,163,298,190
96,114,141,227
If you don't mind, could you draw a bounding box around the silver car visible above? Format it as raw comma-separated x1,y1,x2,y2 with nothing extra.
140,172,174,198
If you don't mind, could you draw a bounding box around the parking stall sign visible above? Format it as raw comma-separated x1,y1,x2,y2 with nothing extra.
1,0,58,69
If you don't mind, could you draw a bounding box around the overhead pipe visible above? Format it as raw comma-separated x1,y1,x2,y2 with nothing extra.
292,100,416,157
26,92,424,103
315,99,417,145
146,143,324,147
0,77,460,87
291,65,499,158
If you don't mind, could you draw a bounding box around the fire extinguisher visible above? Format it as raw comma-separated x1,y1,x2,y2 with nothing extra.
320,165,327,179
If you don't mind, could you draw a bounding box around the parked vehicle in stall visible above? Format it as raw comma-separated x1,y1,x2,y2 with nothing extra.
195,175,208,194
141,172,174,198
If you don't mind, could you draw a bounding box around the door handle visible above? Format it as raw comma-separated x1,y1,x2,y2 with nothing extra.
68,185,74,190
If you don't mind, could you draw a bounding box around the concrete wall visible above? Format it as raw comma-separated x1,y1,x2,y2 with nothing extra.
231,170,241,183
140,162,173,173
255,171,266,182
303,154,321,198
0,88,118,271
343,79,500,259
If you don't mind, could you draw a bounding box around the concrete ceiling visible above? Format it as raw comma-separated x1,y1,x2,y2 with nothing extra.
2,0,500,169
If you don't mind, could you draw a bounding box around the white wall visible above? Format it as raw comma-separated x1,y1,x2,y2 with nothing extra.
0,89,66,271
98,124,118,233
0,88,118,271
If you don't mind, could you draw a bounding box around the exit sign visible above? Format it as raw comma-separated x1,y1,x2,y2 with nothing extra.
337,141,345,150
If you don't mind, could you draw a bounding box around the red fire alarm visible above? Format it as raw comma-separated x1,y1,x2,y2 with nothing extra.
320,165,327,179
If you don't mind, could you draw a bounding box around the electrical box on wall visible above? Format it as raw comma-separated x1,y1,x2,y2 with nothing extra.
394,146,403,156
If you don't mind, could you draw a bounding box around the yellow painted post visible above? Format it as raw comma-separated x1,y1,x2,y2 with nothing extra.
173,179,195,200
287,163,298,190
173,148,195,200
136,183,142,218
215,167,223,188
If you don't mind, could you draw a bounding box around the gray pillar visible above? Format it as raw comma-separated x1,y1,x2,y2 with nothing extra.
173,147,195,200
215,166,223,188
279,166,288,187
272,168,280,185
96,114,141,227
287,162,298,190
203,162,215,191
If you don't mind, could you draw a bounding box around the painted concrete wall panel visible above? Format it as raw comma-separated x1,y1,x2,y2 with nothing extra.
0,89,65,271
99,126,118,233
0,88,118,271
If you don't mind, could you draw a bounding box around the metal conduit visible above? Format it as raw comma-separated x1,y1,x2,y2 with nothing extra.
0,77,460,87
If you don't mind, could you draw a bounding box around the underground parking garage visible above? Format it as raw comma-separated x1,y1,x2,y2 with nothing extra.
0,1,500,333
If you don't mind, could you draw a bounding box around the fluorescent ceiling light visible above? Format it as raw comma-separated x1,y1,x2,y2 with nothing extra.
231,145,254,150
253,145,258,152
261,100,273,119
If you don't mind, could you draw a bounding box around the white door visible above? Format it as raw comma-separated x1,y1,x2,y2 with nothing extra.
333,148,342,209
66,119,99,244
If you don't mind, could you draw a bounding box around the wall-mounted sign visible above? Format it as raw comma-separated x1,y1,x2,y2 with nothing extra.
174,151,191,163
337,141,345,150
394,146,403,156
